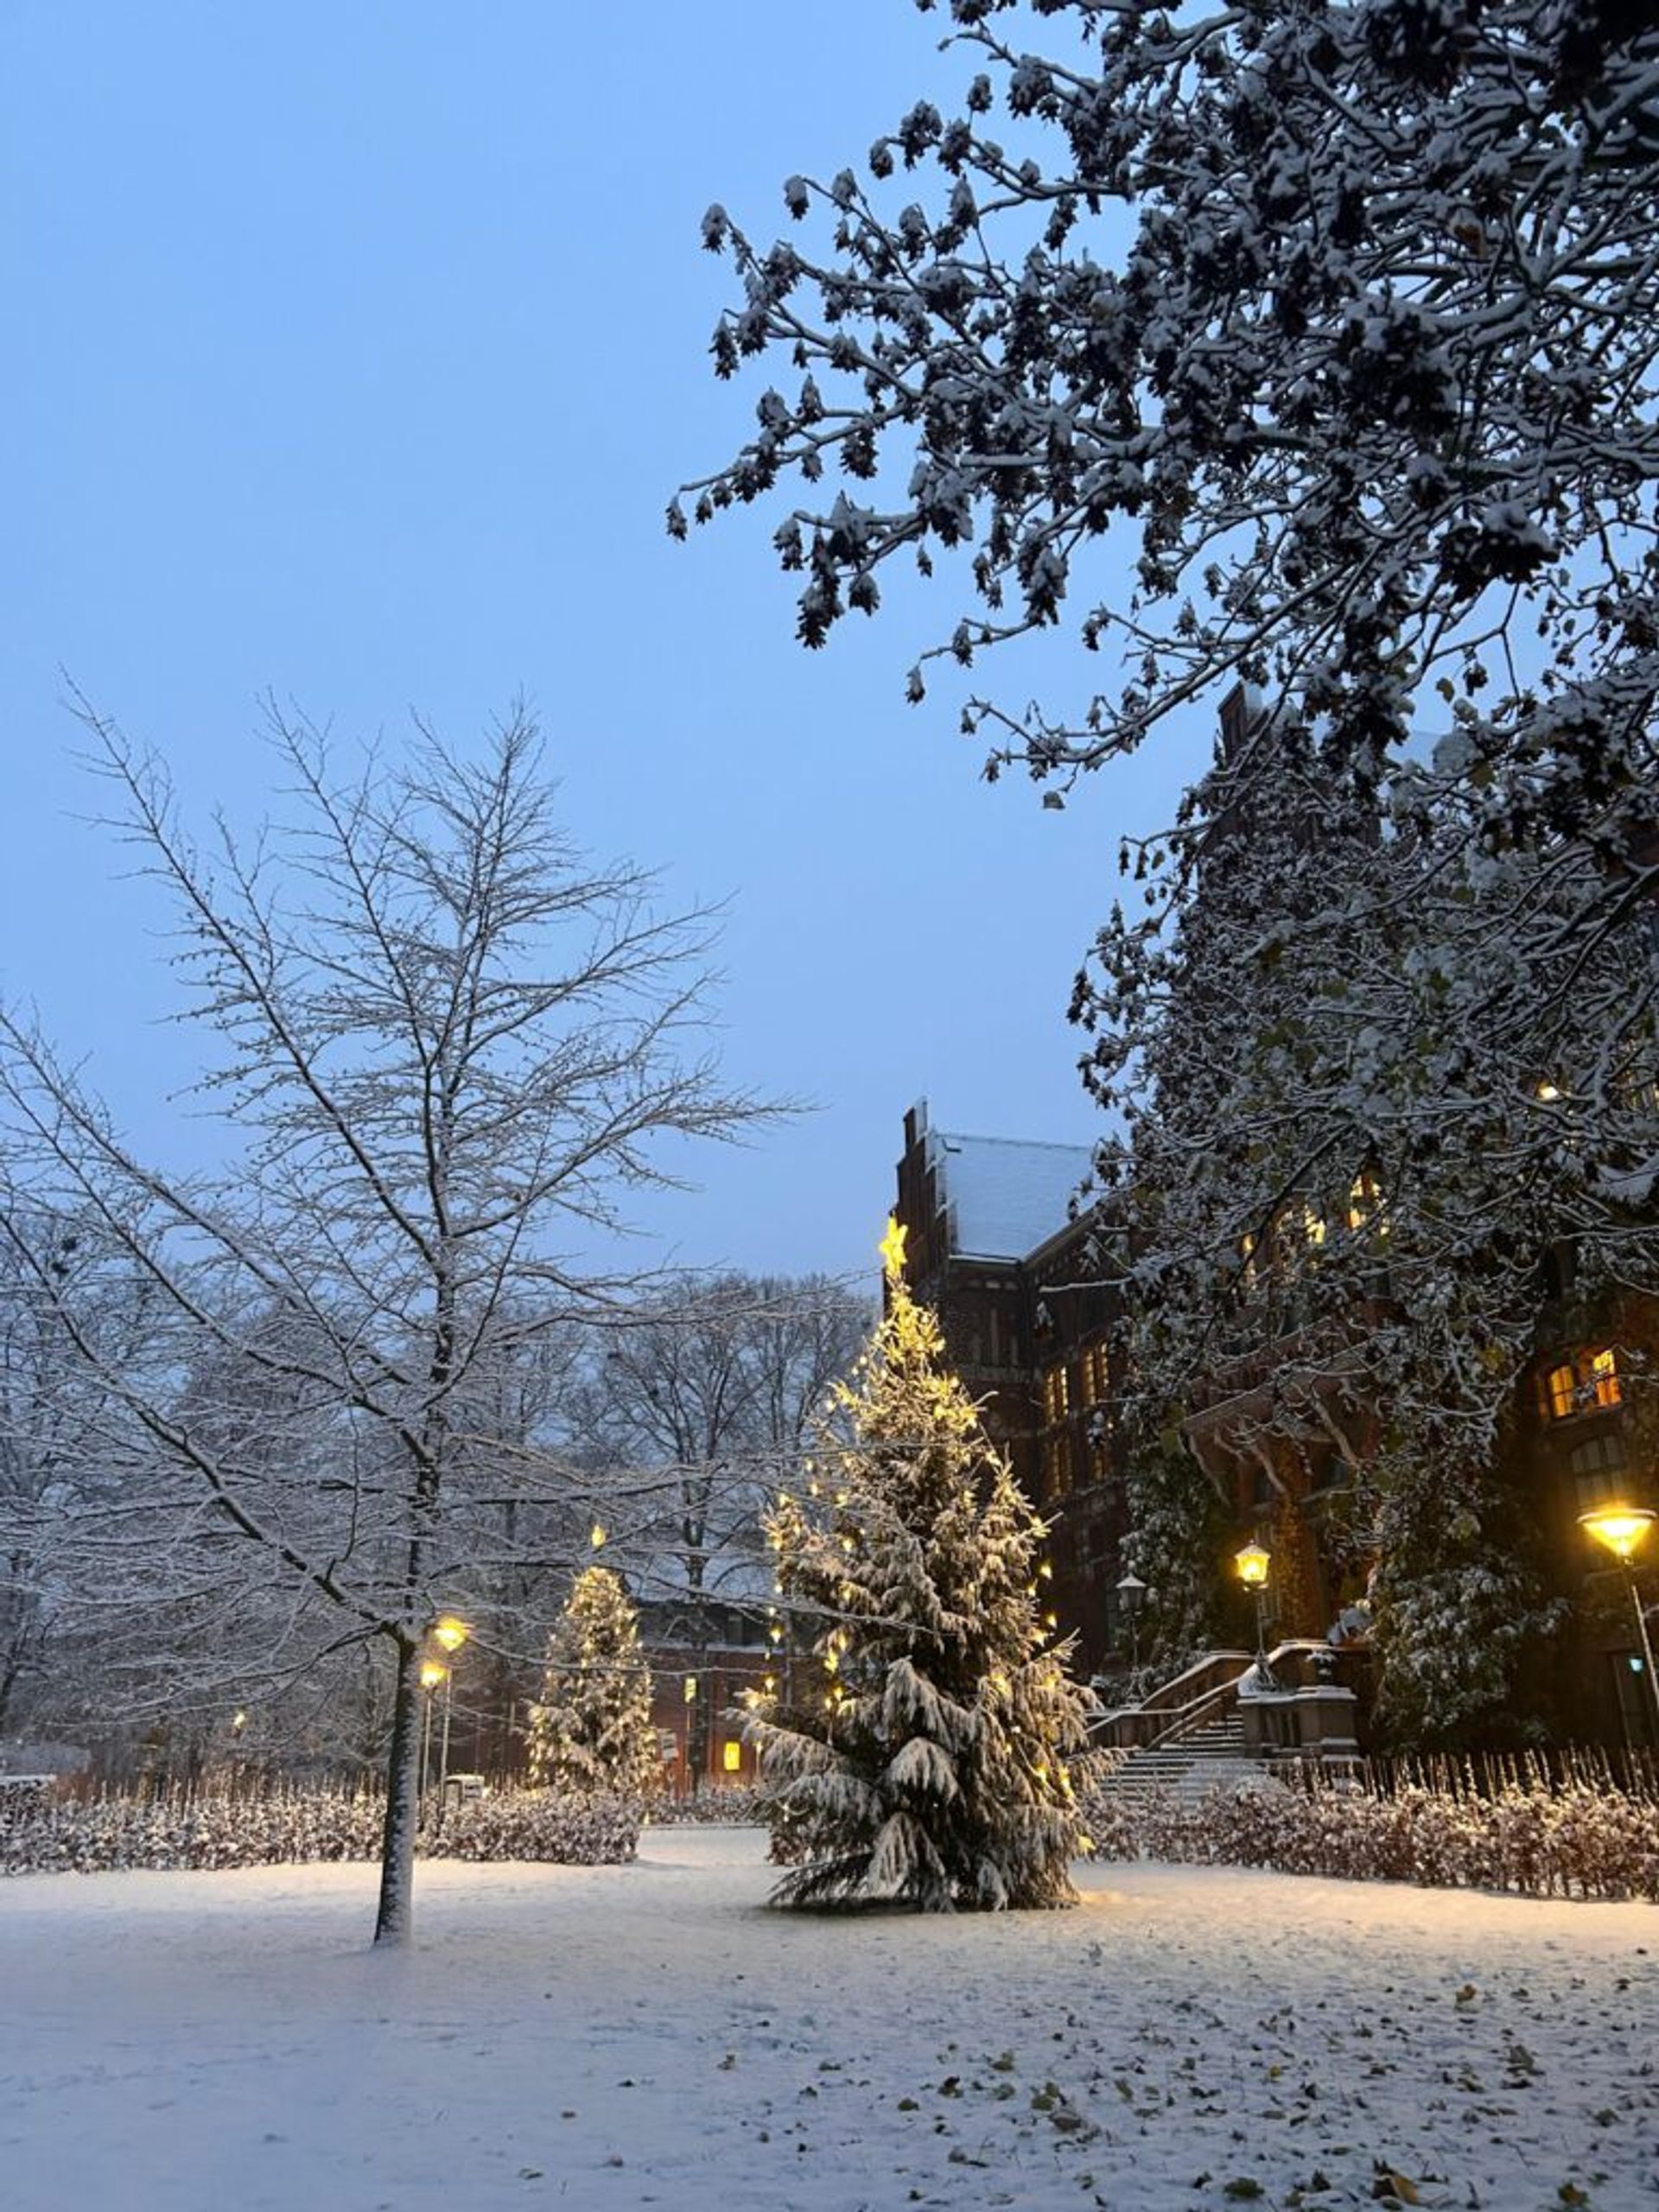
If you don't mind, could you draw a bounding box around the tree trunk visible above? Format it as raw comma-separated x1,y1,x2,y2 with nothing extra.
373,1636,423,1945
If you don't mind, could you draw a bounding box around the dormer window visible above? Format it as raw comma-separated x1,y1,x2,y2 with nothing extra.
1542,1346,1622,1421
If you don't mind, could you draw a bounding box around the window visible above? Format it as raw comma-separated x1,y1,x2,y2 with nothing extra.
721,1740,743,1774
1080,1342,1110,1406
1041,1364,1071,1427
1307,1450,1348,1494
1301,1204,1326,1249
1542,1346,1623,1421
1570,1432,1630,1511
1591,1348,1622,1408
1041,1432,1072,1501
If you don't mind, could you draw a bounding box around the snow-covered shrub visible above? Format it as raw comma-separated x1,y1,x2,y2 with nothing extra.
1074,1760,1659,1901
435,1787,640,1865
650,1785,766,1827
0,1779,641,1875
0,1781,384,1875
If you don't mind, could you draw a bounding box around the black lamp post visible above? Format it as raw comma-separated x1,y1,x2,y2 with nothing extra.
1235,1539,1273,1686
1116,1570,1148,1680
1579,1504,1659,1742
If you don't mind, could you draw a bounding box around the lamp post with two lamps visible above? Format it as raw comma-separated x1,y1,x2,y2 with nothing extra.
1579,1503,1659,1741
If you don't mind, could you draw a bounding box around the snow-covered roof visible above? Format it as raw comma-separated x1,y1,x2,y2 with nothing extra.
928,1129,1094,1262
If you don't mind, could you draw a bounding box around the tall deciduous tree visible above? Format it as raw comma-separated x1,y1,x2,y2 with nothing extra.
683,1,1658,831
681,0,1659,1267
748,1228,1093,1910
0,703,767,1940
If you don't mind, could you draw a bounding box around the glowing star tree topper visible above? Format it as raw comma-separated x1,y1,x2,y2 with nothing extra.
878,1215,907,1285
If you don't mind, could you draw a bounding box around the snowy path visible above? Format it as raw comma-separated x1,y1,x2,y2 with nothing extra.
1,1827,1656,2211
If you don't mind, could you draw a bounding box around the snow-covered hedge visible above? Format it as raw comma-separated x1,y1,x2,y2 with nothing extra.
0,1783,641,1876
1076,1765,1659,1902
438,1788,640,1865
649,1785,766,1827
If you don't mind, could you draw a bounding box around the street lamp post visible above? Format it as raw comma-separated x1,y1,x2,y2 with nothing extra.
418,1659,448,1801
1116,1571,1149,1681
1235,1540,1274,1688
1579,1504,1659,1742
430,1615,471,1802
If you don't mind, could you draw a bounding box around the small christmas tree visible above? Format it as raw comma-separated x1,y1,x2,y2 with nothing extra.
747,1220,1095,1910
527,1566,658,1799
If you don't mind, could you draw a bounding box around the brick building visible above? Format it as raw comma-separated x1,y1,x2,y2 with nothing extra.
636,1599,777,1796
889,1097,1658,1748
889,1099,1131,1679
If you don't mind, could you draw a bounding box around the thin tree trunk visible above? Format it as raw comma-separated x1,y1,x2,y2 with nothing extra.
374,1636,423,1945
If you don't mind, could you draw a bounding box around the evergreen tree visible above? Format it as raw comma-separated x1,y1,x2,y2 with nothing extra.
527,1567,658,1799
747,1224,1094,1911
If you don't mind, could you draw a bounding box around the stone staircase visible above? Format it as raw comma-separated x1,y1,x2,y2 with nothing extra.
1088,1637,1365,1808
1090,1709,1264,1809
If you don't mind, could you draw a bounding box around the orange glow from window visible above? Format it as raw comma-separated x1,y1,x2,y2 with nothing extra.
1592,1348,1622,1408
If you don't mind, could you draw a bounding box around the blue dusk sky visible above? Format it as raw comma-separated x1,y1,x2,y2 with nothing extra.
2,3,1207,1287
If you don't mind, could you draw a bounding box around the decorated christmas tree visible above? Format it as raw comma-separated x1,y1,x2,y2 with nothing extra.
527,1566,658,1799
747,1221,1095,1910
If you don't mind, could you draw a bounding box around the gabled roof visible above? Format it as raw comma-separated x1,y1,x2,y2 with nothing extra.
928,1129,1094,1262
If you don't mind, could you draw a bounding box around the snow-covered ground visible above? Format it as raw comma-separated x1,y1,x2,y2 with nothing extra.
2,1827,1655,2211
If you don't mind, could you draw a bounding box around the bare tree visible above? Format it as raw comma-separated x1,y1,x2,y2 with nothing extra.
586,1273,868,1777
0,702,771,1940
0,1210,156,1740
593,1274,869,1598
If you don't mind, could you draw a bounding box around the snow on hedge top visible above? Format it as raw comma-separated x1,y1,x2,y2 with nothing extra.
929,1129,1092,1262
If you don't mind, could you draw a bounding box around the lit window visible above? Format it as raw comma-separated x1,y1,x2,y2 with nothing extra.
1302,1205,1326,1248
1592,1348,1622,1408
1041,1433,1071,1501
1240,1232,1258,1289
1081,1343,1109,1406
1042,1365,1070,1425
721,1740,742,1774
1542,1347,1622,1421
